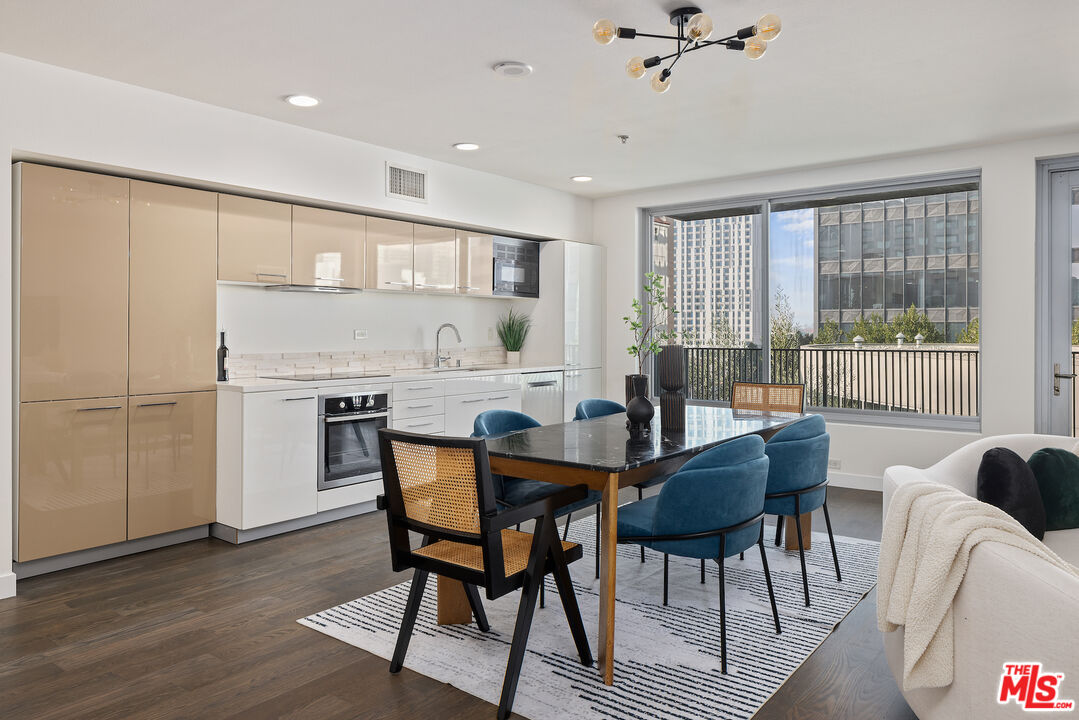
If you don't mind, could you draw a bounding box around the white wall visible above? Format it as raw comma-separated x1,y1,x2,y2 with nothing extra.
0,52,592,597
593,132,1079,488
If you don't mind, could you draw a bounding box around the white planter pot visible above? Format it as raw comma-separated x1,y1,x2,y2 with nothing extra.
506,351,521,366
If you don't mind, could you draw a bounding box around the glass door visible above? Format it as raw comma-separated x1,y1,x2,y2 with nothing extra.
1047,170,1079,435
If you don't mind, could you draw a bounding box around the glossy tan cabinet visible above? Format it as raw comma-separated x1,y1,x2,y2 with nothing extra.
456,230,494,296
130,181,218,395
18,164,129,402
218,194,292,283
128,391,216,540
292,205,366,289
413,224,456,294
17,398,128,561
366,217,414,291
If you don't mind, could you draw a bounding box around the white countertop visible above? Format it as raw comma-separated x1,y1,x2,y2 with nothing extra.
216,364,566,392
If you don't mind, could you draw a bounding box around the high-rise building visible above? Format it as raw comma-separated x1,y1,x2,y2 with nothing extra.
665,215,757,346
814,191,980,341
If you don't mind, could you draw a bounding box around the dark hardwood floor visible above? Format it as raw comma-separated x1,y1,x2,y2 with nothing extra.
0,487,915,720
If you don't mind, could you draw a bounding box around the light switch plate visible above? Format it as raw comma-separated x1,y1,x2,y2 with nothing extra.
828,458,841,470
354,329,368,340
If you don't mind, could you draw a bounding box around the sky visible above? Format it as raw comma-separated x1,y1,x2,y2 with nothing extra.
769,208,815,331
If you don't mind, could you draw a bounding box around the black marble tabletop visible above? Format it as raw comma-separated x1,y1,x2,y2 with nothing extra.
483,405,802,473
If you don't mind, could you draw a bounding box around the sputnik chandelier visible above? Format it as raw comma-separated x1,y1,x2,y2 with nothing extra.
592,7,782,93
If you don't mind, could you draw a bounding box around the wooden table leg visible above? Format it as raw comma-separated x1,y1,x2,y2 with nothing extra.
597,473,619,686
436,576,473,625
784,513,813,552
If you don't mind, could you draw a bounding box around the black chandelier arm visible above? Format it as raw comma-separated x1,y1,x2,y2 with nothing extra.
653,33,741,64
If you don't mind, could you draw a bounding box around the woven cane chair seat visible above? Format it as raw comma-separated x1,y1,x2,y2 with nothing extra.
731,382,804,413
414,529,579,576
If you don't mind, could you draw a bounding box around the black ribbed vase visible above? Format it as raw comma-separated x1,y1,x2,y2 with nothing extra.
658,345,686,431
624,373,653,438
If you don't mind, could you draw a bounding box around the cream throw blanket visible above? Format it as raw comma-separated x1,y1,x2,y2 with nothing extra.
877,480,1079,690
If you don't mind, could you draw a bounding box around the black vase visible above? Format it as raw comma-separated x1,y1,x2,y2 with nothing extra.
658,345,686,431
625,373,653,438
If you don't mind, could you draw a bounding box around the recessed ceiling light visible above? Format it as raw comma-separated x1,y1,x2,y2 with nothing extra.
492,61,533,78
453,143,480,151
571,176,593,183
284,94,320,107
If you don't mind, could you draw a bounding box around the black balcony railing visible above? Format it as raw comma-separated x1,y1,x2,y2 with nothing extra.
659,345,980,417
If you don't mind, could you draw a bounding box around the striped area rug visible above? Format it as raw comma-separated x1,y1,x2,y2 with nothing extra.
299,517,879,719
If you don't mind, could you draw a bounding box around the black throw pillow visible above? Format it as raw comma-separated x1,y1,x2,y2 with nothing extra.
1027,447,1079,531
976,447,1047,540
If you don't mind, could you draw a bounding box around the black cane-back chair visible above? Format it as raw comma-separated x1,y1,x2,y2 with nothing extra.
377,429,593,720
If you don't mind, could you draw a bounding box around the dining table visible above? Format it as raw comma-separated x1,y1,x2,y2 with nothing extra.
435,404,804,686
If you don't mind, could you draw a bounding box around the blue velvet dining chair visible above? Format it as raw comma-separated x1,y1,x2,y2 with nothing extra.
615,434,781,673
764,414,841,606
473,410,603,580
574,398,669,563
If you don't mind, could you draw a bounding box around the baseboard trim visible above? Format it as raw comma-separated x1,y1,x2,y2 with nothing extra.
210,500,377,545
13,526,210,579
829,471,882,492
0,571,15,599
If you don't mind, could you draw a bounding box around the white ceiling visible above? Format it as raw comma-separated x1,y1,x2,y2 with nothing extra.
1,0,1077,198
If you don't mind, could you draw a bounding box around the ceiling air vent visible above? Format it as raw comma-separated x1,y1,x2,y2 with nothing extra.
386,162,427,203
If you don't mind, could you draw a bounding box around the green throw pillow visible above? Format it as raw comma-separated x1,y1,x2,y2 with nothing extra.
1027,448,1079,531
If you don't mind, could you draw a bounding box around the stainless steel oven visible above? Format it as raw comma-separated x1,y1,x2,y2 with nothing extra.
318,390,390,491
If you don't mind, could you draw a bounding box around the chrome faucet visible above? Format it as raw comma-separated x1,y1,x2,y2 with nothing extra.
435,323,462,369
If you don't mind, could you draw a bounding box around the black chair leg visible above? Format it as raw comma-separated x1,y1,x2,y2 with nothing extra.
775,515,783,546
758,528,781,634
637,488,646,563
498,545,546,720
549,544,593,667
739,552,744,560
641,545,646,563
822,500,842,582
540,580,545,609
662,553,669,606
700,558,706,584
390,568,429,673
718,536,727,674
562,512,572,542
793,501,811,607
463,583,490,632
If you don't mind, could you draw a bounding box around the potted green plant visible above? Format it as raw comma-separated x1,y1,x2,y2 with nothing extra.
622,272,678,435
496,308,531,365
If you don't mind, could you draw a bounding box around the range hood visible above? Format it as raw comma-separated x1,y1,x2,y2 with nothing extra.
263,284,361,294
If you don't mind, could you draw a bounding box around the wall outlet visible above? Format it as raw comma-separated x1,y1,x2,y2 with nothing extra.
828,458,842,470
353,329,368,340
488,326,495,341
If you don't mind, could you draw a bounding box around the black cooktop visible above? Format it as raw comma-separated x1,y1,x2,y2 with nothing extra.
258,371,391,382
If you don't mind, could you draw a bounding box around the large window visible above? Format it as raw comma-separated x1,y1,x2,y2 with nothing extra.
648,175,981,425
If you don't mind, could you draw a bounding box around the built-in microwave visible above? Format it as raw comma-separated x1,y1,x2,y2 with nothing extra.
493,237,540,298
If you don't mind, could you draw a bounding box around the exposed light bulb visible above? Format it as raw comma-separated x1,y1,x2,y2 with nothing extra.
592,19,617,45
755,13,782,41
744,36,768,60
625,56,646,79
686,13,714,43
650,70,671,93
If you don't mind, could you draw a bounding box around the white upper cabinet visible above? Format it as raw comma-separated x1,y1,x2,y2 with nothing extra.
366,217,414,291
564,242,604,370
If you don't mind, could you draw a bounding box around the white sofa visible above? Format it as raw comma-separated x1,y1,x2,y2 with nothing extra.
882,434,1079,719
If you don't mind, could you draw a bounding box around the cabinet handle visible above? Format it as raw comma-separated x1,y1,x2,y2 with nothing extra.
384,281,411,286
137,401,177,408
457,285,481,290
315,276,344,282
77,405,122,412
565,362,580,367
487,395,510,401
406,403,434,409
527,381,558,388
461,398,485,404
406,385,434,390
404,421,435,428
256,272,288,279
283,396,315,401
415,283,436,288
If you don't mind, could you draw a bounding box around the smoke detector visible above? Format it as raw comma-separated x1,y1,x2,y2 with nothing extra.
492,61,533,78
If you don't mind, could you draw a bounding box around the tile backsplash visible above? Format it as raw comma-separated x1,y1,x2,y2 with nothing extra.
226,346,508,379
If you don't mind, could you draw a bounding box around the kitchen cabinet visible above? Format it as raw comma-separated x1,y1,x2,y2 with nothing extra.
366,216,413,291
228,389,318,529
564,242,604,371
218,194,292,283
563,367,603,422
292,205,366,289
129,181,218,395
413,224,456,293
519,371,564,425
456,230,493,296
17,163,129,402
17,398,128,561
444,388,522,436
127,391,216,540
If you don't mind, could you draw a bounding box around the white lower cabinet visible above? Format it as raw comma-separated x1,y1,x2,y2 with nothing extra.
563,367,604,421
392,414,446,434
444,388,522,436
217,388,318,530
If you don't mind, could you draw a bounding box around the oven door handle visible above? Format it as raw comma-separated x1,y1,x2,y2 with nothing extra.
323,412,390,423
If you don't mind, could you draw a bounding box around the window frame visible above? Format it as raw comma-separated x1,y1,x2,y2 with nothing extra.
640,170,982,432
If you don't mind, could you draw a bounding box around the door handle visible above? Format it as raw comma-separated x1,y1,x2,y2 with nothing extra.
384,281,411,286
527,381,558,388
1054,363,1076,396
77,405,122,412
256,272,288,279
137,401,177,408
283,396,315,401
487,395,510,401
314,276,344,282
